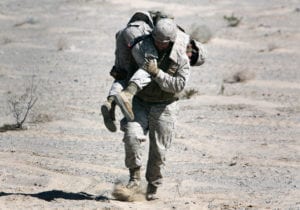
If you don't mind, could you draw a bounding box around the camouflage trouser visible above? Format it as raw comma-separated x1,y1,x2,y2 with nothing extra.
123,97,177,187
108,69,151,97
129,69,151,90
108,79,126,97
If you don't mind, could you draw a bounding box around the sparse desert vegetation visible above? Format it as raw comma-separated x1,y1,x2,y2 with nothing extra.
223,13,242,27
1,77,38,132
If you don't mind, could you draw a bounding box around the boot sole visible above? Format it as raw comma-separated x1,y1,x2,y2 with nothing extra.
101,105,117,132
114,94,134,121
146,194,159,201
146,184,158,201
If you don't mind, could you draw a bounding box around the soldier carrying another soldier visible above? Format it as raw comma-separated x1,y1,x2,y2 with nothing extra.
101,11,207,200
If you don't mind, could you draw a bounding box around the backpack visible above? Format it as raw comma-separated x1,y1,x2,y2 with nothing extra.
127,11,155,28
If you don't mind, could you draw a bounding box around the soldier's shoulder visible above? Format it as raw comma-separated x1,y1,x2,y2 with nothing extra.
169,30,190,63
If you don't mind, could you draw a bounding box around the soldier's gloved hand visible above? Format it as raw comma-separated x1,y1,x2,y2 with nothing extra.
143,58,159,77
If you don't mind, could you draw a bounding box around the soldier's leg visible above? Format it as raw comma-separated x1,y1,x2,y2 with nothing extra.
123,97,149,188
146,102,177,200
114,69,151,121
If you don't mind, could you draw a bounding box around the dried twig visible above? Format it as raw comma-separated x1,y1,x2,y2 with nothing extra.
1,76,38,131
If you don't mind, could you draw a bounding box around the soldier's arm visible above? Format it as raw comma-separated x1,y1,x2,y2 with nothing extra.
153,57,190,93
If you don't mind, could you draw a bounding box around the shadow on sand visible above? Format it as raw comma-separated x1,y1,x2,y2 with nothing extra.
0,190,109,202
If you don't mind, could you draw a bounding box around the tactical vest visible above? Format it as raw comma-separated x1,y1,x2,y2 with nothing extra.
136,38,179,103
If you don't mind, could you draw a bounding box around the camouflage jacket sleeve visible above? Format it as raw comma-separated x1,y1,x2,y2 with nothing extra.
154,56,190,93
153,30,191,93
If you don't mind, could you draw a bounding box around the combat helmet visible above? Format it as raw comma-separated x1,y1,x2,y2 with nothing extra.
152,18,177,43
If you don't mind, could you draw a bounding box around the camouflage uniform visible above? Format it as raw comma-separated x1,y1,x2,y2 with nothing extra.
129,29,190,91
102,11,173,134
123,29,190,187
107,12,206,97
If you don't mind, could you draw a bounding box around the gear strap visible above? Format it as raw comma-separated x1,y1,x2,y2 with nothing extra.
128,34,151,49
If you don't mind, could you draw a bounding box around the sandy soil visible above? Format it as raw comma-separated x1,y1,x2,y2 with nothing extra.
0,0,299,209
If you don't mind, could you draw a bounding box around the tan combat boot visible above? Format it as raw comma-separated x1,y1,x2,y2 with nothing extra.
101,99,117,132
146,183,158,201
113,82,139,122
114,91,134,121
126,167,141,189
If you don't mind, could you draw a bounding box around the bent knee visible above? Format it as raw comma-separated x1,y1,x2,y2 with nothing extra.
123,122,147,143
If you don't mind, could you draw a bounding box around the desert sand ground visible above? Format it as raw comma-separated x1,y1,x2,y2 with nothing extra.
0,0,299,209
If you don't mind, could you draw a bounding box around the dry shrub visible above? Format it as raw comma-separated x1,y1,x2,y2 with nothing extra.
14,17,39,27
267,43,279,52
223,71,255,84
180,88,199,100
2,37,13,45
224,14,242,27
0,76,38,132
189,24,212,43
112,182,145,202
57,38,70,51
